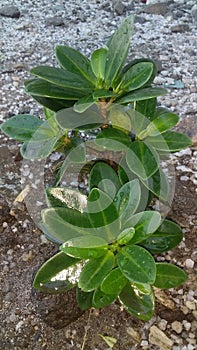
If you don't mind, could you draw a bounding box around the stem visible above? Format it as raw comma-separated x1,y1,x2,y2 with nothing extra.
98,97,115,121
81,308,92,350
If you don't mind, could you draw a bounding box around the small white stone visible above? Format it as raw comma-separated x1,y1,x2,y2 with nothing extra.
185,301,196,310
158,319,168,331
40,234,49,244
171,321,183,334
141,340,149,346
3,222,8,228
185,259,195,269
180,176,189,181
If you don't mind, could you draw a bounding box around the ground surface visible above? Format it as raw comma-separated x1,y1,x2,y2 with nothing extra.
0,1,197,349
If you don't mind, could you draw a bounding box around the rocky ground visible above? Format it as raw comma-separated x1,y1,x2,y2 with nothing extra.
0,1,197,349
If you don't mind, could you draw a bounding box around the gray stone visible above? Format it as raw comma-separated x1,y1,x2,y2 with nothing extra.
135,16,147,24
113,0,126,15
191,5,197,23
45,16,64,27
146,3,169,16
171,24,190,33
0,5,20,18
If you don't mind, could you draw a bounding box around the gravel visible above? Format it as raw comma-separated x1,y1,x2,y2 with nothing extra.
0,1,197,350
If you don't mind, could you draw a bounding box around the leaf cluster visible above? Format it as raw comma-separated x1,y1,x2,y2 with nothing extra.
34,174,187,320
0,15,192,321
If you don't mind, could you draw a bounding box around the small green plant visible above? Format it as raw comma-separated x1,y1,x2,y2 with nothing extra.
0,15,192,321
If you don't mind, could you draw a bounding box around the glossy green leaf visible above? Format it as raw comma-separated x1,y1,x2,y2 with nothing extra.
120,58,157,87
93,89,118,99
132,282,152,295
89,161,121,198
138,109,179,138
25,78,86,100
46,187,87,210
32,95,75,111
56,106,103,130
55,45,96,85
92,287,117,308
44,107,55,120
124,211,161,244
0,115,43,141
30,66,93,90
91,47,108,80
141,167,170,201
101,267,127,295
126,141,159,180
33,251,80,292
60,235,108,259
109,105,131,133
119,62,154,92
114,179,141,221
118,87,167,104
117,245,156,284
104,15,134,86
53,143,86,187
146,131,192,152
126,109,150,136
41,207,97,243
154,263,188,289
140,219,183,253
76,287,93,310
73,95,96,113
119,283,155,321
86,188,120,242
117,227,135,245
96,127,131,151
20,117,61,159
21,134,61,159
136,98,157,120
78,251,115,292
98,334,117,349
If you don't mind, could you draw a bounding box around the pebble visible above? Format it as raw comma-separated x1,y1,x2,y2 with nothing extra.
171,321,183,334
185,259,195,269
149,325,173,350
180,176,189,181
45,16,64,26
158,319,168,331
145,3,169,15
113,0,126,15
191,5,197,22
0,5,20,18
171,24,190,33
185,301,196,310
183,321,191,331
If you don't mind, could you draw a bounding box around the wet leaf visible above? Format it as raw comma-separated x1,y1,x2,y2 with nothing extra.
101,267,127,295
119,62,154,92
93,287,117,308
55,45,96,85
126,141,159,180
124,211,161,244
117,245,156,284
104,15,134,86
91,47,108,80
0,114,43,141
119,283,155,321
140,219,183,253
33,252,80,292
78,251,115,292
60,235,108,259
154,263,188,289
146,131,192,152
